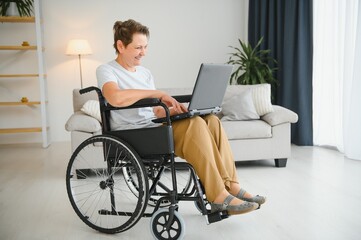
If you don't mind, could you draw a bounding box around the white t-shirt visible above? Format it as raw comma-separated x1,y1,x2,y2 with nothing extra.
96,60,159,130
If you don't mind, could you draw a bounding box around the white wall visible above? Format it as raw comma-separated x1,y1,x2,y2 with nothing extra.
0,0,248,144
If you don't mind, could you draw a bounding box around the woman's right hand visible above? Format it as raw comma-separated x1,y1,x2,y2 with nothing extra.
159,94,188,114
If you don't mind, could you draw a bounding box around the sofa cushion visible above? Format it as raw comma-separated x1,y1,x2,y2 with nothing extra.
223,84,273,116
73,88,98,112
222,120,272,140
160,88,193,96
252,84,274,116
65,111,102,133
81,100,102,122
221,88,260,121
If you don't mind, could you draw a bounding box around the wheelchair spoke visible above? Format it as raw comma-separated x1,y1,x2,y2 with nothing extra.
72,186,102,203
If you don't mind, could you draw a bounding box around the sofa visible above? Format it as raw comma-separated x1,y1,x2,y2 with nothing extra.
65,84,298,167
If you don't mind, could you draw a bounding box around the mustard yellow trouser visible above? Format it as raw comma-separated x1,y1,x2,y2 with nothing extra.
171,114,239,202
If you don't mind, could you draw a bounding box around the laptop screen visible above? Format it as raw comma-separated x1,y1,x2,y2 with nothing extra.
188,64,233,111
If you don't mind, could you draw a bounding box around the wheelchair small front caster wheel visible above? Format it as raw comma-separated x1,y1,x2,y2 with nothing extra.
150,208,185,240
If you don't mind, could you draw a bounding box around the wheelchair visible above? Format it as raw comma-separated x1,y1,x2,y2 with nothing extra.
65,87,228,239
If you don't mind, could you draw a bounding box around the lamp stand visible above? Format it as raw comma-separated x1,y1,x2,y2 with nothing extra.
78,54,83,88
66,39,92,88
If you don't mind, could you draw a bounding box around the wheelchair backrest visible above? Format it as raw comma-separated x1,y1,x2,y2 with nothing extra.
79,87,175,157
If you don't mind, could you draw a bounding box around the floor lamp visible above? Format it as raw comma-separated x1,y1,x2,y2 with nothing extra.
66,39,93,88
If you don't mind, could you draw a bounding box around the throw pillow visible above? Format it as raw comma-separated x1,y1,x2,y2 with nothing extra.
221,89,260,121
65,112,102,132
81,100,102,122
252,84,274,116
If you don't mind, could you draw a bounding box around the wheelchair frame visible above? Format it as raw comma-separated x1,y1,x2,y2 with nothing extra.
65,87,228,239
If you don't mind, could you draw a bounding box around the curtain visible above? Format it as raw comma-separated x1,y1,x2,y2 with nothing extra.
313,0,361,160
248,0,313,146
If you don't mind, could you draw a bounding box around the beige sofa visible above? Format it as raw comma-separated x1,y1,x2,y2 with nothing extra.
65,84,298,167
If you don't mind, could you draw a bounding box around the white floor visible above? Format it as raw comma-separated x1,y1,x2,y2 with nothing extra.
0,142,361,240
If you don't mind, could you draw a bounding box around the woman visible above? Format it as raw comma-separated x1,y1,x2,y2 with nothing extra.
96,19,266,215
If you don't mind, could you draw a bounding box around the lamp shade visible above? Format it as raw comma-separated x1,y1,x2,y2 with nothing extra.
66,39,92,55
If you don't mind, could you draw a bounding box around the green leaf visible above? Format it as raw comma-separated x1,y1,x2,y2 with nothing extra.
1,0,34,17
227,37,278,87
227,37,279,99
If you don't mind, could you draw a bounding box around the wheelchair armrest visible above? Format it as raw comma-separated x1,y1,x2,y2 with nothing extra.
105,98,161,110
79,86,172,125
106,98,172,125
172,94,192,103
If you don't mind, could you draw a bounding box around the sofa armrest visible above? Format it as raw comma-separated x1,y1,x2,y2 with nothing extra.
65,111,102,133
261,105,298,126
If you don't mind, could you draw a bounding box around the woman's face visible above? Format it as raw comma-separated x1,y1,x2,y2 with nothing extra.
117,33,148,71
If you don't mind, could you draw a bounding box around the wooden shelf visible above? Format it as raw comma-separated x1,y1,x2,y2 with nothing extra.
0,1,50,147
0,46,37,50
0,101,41,106
0,16,35,23
0,74,39,78
0,127,42,134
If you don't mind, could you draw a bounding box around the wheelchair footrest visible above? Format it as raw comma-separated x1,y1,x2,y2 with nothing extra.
206,210,229,224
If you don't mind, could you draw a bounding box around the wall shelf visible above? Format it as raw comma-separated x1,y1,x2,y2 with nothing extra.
0,46,37,50
0,101,41,106
0,0,50,147
0,74,39,78
0,127,42,134
0,16,35,23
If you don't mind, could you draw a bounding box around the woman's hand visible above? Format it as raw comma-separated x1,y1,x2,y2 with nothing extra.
153,94,188,118
160,95,188,114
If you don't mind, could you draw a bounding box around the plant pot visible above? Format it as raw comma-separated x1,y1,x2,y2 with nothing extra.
6,2,20,16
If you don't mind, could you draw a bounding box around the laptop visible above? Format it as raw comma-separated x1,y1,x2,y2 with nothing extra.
152,63,233,123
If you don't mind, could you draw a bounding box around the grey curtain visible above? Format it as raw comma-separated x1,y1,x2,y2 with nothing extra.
248,0,313,146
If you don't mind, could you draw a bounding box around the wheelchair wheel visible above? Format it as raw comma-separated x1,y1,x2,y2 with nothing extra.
150,208,185,240
66,135,149,234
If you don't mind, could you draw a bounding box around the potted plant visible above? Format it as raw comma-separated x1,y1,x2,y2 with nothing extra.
227,37,278,87
0,0,34,17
